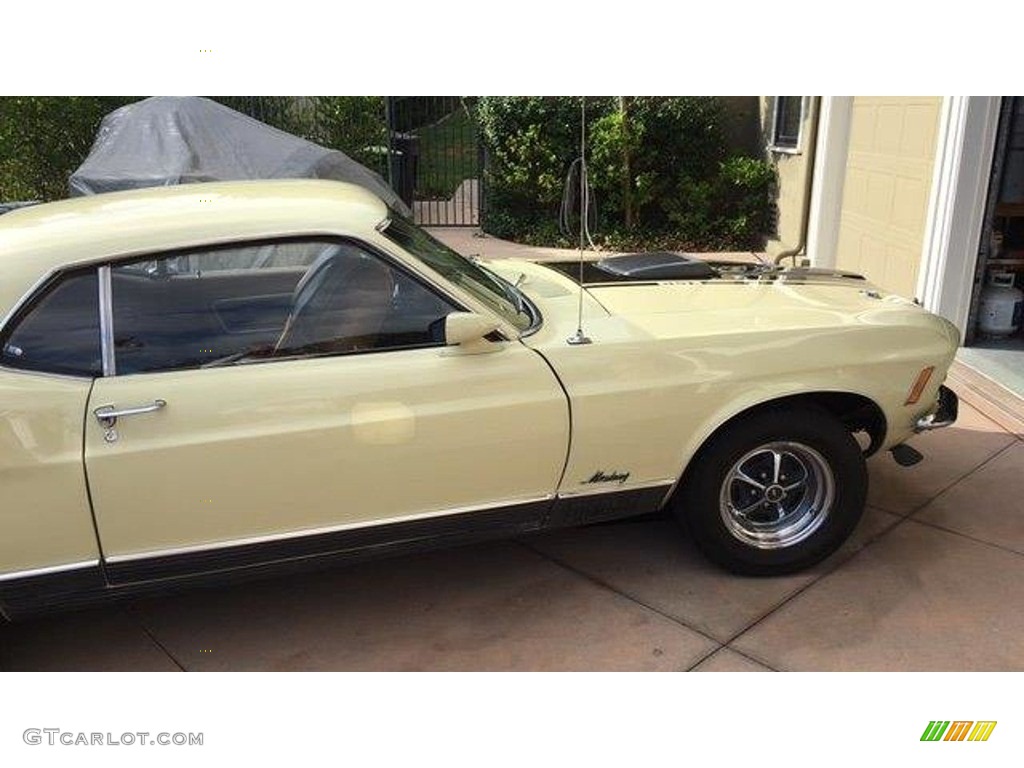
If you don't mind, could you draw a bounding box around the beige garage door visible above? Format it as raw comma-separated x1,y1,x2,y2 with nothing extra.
835,97,942,298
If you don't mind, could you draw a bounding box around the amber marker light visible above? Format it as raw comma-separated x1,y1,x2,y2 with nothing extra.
905,366,935,405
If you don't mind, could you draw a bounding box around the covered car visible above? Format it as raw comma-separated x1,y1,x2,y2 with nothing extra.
68,96,409,217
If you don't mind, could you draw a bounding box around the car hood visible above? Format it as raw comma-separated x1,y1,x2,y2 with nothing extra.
485,256,947,339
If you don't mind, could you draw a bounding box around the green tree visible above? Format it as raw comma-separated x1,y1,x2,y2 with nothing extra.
0,97,137,201
475,96,775,251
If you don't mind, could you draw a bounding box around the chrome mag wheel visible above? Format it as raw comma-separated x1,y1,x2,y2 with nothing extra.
718,441,836,550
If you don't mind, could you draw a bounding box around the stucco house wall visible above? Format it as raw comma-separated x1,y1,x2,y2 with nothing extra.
761,97,819,259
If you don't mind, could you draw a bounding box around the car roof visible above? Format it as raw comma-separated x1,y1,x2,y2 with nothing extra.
0,179,389,322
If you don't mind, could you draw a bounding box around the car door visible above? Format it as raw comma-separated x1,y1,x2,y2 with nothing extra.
83,237,569,582
0,267,105,578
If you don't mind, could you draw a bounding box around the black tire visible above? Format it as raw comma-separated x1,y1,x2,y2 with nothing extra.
674,406,867,576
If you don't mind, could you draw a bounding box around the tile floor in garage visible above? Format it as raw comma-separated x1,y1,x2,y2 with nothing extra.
2,231,1022,672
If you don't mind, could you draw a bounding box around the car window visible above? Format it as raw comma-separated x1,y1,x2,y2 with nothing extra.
0,269,102,377
382,215,535,332
110,238,457,375
118,242,325,278
121,243,329,277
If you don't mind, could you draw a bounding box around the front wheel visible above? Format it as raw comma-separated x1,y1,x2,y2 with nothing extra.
675,407,867,576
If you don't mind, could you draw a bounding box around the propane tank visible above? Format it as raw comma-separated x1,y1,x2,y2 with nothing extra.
979,272,1024,337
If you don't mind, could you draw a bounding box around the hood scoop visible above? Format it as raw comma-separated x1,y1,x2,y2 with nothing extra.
547,251,717,284
596,252,717,280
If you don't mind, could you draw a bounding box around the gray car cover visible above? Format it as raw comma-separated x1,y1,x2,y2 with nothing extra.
69,96,410,216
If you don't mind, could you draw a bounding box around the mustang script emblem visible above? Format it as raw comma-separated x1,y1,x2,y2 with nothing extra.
583,470,631,485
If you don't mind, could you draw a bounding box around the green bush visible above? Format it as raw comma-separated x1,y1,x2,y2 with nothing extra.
475,96,775,251
389,96,463,133
0,97,137,201
476,97,608,240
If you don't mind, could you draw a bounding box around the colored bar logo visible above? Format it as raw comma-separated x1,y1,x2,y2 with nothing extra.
921,721,997,742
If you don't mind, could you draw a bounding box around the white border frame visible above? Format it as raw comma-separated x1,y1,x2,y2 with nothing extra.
917,96,1002,334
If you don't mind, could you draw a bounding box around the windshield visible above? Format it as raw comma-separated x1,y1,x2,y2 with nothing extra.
382,215,535,332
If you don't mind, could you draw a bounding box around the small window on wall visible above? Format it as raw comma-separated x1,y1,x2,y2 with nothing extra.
770,97,805,152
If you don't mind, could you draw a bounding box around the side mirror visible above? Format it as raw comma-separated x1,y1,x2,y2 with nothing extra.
443,312,502,353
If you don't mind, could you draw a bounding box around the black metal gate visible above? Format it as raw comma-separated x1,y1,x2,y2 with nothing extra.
215,96,482,227
386,97,483,227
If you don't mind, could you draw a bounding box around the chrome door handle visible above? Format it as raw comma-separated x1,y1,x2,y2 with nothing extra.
94,399,167,428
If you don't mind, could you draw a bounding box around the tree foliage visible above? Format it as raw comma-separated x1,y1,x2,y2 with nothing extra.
475,96,776,251
0,97,137,201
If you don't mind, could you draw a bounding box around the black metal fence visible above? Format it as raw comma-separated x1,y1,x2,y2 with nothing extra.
386,97,482,227
221,96,483,227
216,96,391,180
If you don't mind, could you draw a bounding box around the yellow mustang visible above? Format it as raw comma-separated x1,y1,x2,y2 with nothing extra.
0,180,959,619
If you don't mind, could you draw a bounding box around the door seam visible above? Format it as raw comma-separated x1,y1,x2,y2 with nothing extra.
81,376,112,586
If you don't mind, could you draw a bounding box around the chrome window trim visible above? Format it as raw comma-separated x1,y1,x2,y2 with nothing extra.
0,559,100,583
97,265,116,376
475,260,543,338
105,494,557,564
174,338,460,375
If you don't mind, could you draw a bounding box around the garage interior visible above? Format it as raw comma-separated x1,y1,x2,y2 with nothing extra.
960,96,1024,398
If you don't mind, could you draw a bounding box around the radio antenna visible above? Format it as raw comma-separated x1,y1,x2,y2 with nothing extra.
566,97,593,346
